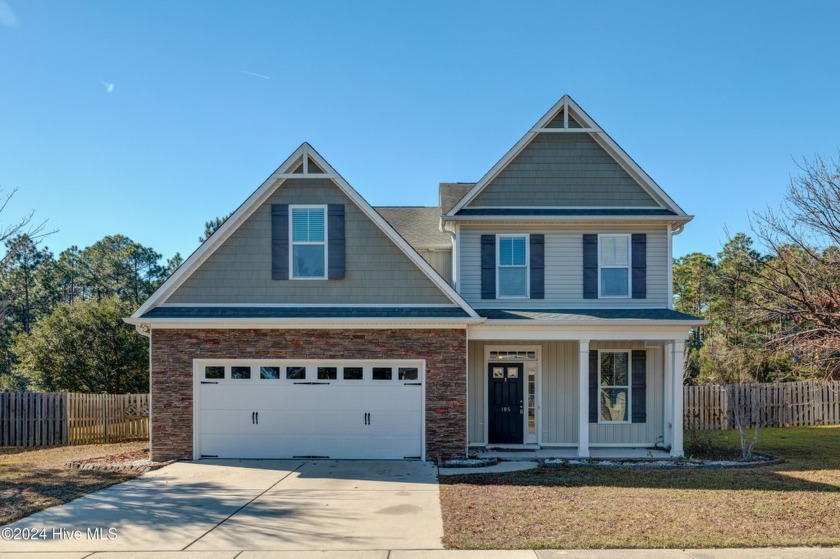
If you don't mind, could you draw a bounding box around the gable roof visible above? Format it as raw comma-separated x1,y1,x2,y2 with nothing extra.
131,143,479,320
444,95,690,219
375,206,450,250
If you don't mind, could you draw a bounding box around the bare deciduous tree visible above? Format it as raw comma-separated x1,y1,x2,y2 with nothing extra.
749,153,840,379
727,384,768,460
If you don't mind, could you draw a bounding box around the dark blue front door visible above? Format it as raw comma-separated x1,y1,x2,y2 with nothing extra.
488,363,524,444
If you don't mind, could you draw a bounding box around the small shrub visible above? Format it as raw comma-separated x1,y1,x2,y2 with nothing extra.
684,425,740,460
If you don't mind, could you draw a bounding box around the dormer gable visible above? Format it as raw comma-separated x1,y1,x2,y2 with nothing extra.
444,96,689,219
132,143,477,319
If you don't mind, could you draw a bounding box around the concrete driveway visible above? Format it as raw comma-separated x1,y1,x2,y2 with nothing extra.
0,460,443,553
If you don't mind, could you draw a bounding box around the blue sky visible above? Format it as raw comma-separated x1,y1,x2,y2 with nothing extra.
0,1,838,262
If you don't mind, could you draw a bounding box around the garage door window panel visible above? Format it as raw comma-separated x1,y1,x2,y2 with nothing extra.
317,367,338,380
372,367,393,380
343,367,363,380
231,366,251,380
205,366,225,380
398,367,419,380
260,366,280,380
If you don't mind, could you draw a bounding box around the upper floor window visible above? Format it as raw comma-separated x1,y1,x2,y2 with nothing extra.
599,234,630,297
497,235,528,298
291,205,327,279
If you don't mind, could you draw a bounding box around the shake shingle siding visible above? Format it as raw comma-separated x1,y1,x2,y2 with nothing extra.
166,178,452,305
467,133,660,208
459,224,669,308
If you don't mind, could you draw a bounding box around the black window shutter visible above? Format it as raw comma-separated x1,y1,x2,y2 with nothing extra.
481,235,496,299
589,349,598,423
632,233,647,299
271,204,289,280
583,234,598,299
529,234,544,299
631,349,647,423
327,204,345,280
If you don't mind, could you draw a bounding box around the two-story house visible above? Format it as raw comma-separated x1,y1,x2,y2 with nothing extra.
127,96,703,462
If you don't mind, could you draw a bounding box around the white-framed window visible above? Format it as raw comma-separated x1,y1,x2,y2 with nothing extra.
598,234,630,298
598,350,631,423
496,234,528,298
290,205,327,279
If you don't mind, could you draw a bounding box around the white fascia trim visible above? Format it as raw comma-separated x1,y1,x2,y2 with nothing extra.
442,215,694,223
158,303,461,308
468,323,698,341
452,205,673,210
477,319,708,327
446,95,688,218
124,317,483,329
133,142,479,320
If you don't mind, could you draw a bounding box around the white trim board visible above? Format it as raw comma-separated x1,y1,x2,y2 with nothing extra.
445,95,689,218
131,142,479,320
124,317,479,329
158,303,462,308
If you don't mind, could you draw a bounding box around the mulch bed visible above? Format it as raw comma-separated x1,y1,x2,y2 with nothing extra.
67,448,174,473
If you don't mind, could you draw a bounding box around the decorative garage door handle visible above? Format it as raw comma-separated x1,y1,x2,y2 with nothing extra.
251,411,255,424
364,412,371,425
255,411,259,424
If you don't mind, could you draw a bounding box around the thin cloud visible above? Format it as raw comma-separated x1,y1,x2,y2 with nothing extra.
0,1,19,27
239,70,271,80
100,81,115,93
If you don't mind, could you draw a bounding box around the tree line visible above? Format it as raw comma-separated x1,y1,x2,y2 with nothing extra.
0,232,183,393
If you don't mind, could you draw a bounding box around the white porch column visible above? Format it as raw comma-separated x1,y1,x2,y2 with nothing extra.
671,340,685,457
663,342,673,451
578,339,590,458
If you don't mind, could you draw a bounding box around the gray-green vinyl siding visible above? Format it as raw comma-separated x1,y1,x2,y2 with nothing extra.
467,133,660,208
418,248,453,286
459,224,669,308
468,340,664,446
166,178,453,305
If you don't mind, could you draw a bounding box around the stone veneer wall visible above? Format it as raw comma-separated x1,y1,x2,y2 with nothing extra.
150,328,467,462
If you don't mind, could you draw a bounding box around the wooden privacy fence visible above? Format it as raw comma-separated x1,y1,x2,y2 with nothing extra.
0,392,149,446
685,380,840,430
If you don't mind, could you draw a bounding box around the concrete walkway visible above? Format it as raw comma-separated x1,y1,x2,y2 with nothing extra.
0,460,442,553
0,547,837,558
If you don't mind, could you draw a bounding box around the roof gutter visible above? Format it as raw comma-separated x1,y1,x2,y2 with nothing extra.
479,318,709,327
441,215,694,223
123,317,486,330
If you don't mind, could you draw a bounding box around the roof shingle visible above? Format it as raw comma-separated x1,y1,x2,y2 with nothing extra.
375,206,450,250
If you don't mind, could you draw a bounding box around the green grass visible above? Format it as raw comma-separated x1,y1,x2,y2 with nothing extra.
440,426,840,549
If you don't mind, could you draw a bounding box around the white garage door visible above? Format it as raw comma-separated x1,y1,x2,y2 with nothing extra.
195,360,424,460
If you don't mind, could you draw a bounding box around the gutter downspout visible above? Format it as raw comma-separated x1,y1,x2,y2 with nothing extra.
441,218,458,292
134,324,152,459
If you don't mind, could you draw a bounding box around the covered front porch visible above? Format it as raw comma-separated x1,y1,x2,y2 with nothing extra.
466,321,690,458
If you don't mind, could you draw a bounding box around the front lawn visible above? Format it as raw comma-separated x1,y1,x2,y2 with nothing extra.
0,441,147,525
440,426,840,549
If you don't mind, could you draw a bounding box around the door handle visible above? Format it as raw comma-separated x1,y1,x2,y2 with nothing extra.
251,411,255,424
255,411,259,424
